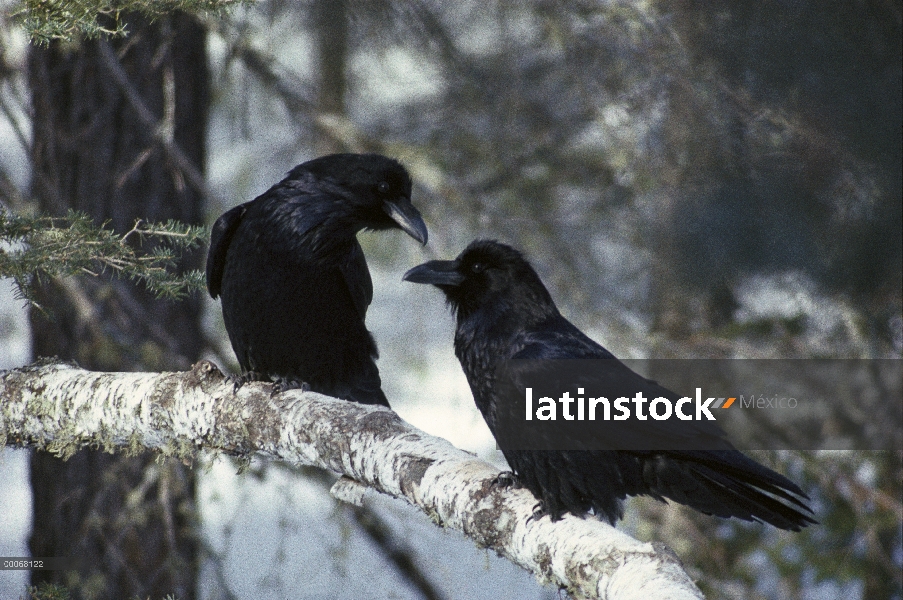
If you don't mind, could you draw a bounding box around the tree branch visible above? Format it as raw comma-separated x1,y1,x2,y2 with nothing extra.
0,361,703,600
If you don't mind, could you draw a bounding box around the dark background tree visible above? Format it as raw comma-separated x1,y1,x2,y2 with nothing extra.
26,12,208,599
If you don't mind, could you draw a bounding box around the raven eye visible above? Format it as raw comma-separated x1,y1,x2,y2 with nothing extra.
377,182,391,194
470,262,486,274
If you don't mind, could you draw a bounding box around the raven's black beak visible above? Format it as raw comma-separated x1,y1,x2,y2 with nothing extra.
383,200,428,245
402,260,464,286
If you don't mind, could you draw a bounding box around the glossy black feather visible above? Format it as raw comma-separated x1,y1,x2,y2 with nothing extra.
206,203,247,299
207,153,427,407
403,240,815,530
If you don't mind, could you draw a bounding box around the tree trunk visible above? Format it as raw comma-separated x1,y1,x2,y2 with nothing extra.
27,13,207,600
314,0,348,154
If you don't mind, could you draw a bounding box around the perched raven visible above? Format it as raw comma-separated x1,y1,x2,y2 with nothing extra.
403,240,815,530
207,153,427,407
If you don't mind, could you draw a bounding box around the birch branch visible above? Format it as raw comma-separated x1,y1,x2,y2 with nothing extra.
0,360,704,600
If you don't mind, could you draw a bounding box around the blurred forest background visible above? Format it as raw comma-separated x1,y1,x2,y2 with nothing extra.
0,1,900,599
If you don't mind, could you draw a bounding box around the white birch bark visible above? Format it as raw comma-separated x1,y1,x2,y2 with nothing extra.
0,360,704,600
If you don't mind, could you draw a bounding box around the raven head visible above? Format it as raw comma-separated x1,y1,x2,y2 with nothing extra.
299,153,427,245
403,239,555,319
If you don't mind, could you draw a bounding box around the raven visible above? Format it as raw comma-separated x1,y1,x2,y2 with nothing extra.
207,153,427,407
403,240,815,530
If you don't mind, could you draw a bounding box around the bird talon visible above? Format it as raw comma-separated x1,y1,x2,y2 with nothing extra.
229,371,264,392
271,378,310,396
526,502,548,524
492,471,520,489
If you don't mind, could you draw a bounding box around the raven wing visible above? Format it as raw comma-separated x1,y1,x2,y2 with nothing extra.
206,203,249,299
506,319,813,528
338,239,374,320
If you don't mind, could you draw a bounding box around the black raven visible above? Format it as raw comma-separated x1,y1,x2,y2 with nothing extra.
207,153,427,407
403,240,815,530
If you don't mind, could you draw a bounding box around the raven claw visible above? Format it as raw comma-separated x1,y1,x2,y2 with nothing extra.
271,378,311,396
229,371,265,392
492,471,520,489
526,501,548,524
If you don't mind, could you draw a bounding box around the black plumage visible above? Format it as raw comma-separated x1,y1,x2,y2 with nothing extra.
207,153,427,407
403,240,815,530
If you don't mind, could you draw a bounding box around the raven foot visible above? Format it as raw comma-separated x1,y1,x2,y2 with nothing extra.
526,501,548,524
229,370,265,392
492,471,521,489
271,377,311,396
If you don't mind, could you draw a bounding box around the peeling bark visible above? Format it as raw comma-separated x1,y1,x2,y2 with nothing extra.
1,360,704,600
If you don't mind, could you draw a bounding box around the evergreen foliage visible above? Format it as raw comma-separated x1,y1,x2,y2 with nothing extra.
12,0,249,44
0,210,208,308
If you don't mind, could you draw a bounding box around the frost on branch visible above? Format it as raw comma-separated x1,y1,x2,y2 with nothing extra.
0,360,703,600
